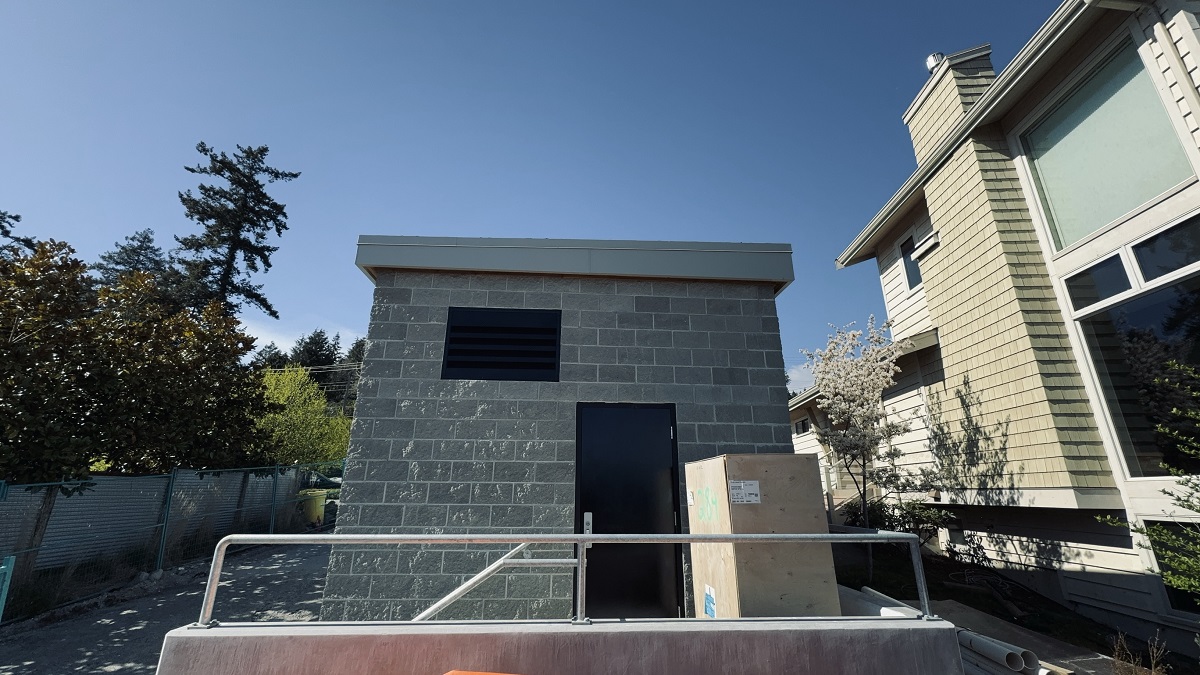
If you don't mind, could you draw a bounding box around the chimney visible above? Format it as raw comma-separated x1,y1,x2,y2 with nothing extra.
902,44,995,165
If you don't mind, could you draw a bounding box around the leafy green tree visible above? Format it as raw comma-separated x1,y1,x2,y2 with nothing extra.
1,242,274,477
0,242,102,591
259,366,351,464
0,241,99,486
91,272,272,474
174,142,300,318
0,210,35,252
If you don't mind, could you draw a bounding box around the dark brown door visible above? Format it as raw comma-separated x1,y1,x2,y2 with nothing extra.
575,403,682,618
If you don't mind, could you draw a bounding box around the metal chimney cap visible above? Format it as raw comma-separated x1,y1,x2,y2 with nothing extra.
925,52,946,74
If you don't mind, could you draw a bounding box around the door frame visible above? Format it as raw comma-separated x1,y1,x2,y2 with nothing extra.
573,402,684,617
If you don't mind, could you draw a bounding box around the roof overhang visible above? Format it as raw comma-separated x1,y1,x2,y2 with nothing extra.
356,236,795,296
899,328,939,356
836,0,1124,268
788,385,820,410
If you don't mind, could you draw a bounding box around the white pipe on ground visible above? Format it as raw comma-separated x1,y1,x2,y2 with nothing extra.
957,630,1036,671
961,649,1022,675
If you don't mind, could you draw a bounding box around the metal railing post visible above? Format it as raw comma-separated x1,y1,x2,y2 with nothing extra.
573,543,589,624
0,555,14,623
268,466,279,535
154,468,178,571
909,540,933,619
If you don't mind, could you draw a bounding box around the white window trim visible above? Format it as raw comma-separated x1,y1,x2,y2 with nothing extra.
1006,14,1200,490
1008,19,1200,270
895,228,925,295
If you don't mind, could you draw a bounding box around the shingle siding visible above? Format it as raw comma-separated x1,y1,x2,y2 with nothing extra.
914,124,1113,495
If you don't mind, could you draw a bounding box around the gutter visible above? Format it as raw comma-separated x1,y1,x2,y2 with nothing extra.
835,0,1092,269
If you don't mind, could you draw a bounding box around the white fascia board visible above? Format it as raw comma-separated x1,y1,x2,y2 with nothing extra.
837,0,1098,269
355,236,795,295
788,385,821,410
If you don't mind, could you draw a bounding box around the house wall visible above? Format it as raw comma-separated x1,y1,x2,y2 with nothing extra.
876,209,935,343
915,124,1113,499
323,270,794,621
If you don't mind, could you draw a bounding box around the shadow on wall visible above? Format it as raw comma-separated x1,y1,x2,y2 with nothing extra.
927,374,1021,509
924,372,1135,590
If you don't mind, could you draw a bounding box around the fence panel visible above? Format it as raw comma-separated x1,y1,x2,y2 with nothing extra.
0,461,341,623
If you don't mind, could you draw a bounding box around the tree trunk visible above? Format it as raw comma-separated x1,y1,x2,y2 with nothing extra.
11,487,59,604
860,483,874,584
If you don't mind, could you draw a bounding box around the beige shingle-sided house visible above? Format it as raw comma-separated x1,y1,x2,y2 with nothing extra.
798,0,1200,652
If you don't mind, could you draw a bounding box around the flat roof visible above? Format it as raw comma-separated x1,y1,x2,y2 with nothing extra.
356,236,795,294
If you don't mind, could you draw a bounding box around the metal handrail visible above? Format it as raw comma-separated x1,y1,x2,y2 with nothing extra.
198,530,932,626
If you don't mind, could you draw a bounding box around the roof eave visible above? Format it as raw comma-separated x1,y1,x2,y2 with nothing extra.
835,0,1097,269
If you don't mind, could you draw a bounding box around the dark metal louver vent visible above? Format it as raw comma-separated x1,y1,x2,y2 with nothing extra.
441,307,562,382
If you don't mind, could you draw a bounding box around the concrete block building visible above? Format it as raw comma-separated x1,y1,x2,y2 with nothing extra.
323,236,795,622
808,0,1200,652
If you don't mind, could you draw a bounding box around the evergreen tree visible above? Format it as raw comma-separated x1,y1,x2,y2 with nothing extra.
290,329,341,397
92,229,172,286
0,210,35,253
251,342,290,369
330,336,366,413
174,142,300,318
290,329,341,369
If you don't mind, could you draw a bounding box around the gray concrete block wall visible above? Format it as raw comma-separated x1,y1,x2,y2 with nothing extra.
322,270,793,621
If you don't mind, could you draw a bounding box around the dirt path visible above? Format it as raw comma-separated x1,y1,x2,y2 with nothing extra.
0,544,328,674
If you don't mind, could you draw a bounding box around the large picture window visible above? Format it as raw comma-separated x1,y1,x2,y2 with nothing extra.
1079,275,1200,477
1022,40,1194,250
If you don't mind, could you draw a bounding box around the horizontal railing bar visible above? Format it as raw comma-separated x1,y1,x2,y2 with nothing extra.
208,532,919,546
199,530,926,626
502,558,577,568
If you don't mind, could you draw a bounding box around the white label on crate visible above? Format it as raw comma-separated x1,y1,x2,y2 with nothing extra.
686,490,695,506
728,480,761,504
704,584,716,618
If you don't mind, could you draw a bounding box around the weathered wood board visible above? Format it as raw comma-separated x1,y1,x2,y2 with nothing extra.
684,454,840,618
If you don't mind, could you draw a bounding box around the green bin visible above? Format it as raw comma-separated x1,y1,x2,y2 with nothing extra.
297,489,330,526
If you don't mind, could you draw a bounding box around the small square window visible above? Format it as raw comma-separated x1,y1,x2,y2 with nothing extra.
441,307,561,382
900,237,922,289
1064,255,1130,310
794,418,811,435
1133,214,1200,281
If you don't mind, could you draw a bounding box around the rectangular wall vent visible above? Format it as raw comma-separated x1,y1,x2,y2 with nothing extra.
441,307,562,382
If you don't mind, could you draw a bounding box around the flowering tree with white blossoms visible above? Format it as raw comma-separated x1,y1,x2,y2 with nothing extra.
803,317,913,527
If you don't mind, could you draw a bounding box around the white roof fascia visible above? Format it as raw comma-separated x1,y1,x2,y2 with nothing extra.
355,236,795,295
836,0,1096,269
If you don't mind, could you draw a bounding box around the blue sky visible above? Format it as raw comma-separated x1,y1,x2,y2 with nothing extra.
0,1,1059,388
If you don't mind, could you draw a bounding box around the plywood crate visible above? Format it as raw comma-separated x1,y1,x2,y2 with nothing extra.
684,453,840,618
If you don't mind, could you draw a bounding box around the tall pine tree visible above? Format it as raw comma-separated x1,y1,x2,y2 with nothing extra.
174,142,300,318
92,229,172,286
0,210,35,253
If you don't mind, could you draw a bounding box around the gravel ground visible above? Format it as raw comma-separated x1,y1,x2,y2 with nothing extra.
0,544,328,674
